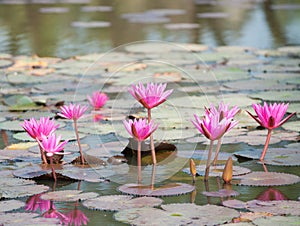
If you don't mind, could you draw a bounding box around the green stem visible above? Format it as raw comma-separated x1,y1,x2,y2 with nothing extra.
137,140,142,184
147,109,157,165
204,140,214,181
74,119,85,165
212,138,222,166
260,129,272,161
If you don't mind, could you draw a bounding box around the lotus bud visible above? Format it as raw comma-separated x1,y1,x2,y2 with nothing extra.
222,157,233,184
190,159,197,184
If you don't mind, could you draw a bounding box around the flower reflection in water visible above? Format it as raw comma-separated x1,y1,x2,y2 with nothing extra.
25,193,51,212
257,187,287,201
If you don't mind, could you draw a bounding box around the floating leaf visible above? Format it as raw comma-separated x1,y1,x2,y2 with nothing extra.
164,23,200,30
115,204,240,226
5,142,38,150
41,190,98,202
253,215,300,226
282,120,300,132
202,189,239,197
5,95,41,111
13,130,86,141
0,212,59,225
249,90,300,102
83,195,163,211
235,171,300,186
39,7,69,13
0,120,26,131
222,199,247,209
81,6,112,12
0,200,25,212
118,183,195,197
197,12,229,18
246,200,300,216
183,165,251,177
71,21,111,28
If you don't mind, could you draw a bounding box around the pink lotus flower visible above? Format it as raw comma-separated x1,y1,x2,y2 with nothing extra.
57,103,88,121
128,82,173,109
22,117,59,141
123,118,158,142
25,194,51,212
247,102,295,130
247,102,296,161
192,112,237,141
206,102,239,120
38,134,68,157
87,91,108,110
65,209,89,226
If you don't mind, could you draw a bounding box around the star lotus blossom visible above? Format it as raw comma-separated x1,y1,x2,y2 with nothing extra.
57,103,88,121
123,118,158,183
57,103,88,165
247,102,296,161
192,112,238,141
128,82,173,110
22,117,59,164
22,117,59,141
257,187,287,201
87,91,108,110
38,134,68,181
123,118,158,142
205,102,239,165
192,110,238,181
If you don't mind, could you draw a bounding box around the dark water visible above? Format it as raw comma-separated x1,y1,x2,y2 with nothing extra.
0,0,300,58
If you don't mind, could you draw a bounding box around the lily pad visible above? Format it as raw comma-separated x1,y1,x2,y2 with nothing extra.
115,203,239,225
234,171,300,186
183,165,251,177
13,130,86,141
13,165,53,179
0,177,49,198
282,120,300,132
40,190,98,202
0,199,25,212
253,215,300,226
249,90,300,102
83,195,163,211
197,12,229,18
71,21,111,28
222,199,247,209
0,120,27,131
164,23,200,30
202,189,239,197
0,212,59,225
118,183,195,197
246,200,300,216
5,95,41,111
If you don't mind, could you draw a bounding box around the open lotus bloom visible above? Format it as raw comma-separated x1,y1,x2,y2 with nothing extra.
87,91,108,110
123,118,158,142
57,103,88,121
38,134,68,157
247,102,295,130
128,82,173,109
206,102,240,120
192,111,238,141
22,117,59,140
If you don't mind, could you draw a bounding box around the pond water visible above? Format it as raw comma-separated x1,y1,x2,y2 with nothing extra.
0,0,300,58
0,0,300,226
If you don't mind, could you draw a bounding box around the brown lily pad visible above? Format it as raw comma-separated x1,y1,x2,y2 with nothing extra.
183,165,251,177
234,172,300,186
0,199,25,212
0,212,59,225
202,189,239,197
83,195,163,211
40,190,98,202
222,199,247,209
118,183,195,197
246,200,300,216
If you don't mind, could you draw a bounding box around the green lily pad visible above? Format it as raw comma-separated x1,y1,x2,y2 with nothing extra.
249,90,300,102
40,190,98,202
183,165,251,177
0,199,25,212
5,95,41,111
282,120,300,132
164,23,200,30
234,171,300,186
253,215,300,226
83,195,163,211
